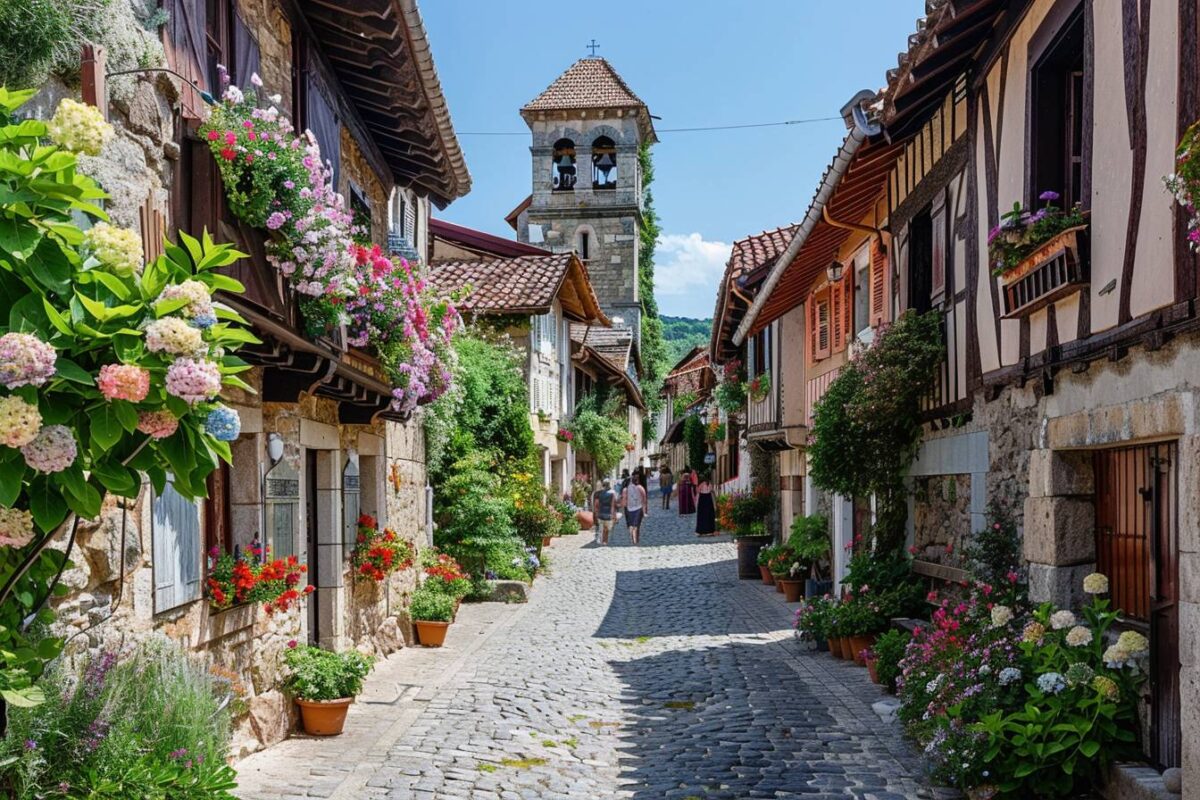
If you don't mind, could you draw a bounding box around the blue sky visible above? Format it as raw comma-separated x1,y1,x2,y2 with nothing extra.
422,1,925,318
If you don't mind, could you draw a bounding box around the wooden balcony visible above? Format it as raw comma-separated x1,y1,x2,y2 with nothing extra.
1000,225,1090,319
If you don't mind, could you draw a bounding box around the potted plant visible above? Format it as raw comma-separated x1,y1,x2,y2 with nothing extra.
826,602,846,658
778,562,806,603
871,628,910,694
863,647,880,683
730,487,774,578
787,514,833,598
840,596,881,667
284,644,374,736
793,596,832,652
410,586,455,647
756,545,778,585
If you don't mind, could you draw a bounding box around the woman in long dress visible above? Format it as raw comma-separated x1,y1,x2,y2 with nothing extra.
677,464,696,515
695,471,716,535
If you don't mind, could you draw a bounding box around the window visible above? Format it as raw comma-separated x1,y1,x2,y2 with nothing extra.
552,138,577,191
1031,7,1085,209
264,457,300,559
152,475,203,613
750,327,771,378
592,136,617,189
908,206,934,315
204,0,232,91
577,229,590,261
853,250,870,338
350,185,371,242
342,454,360,552
869,238,889,327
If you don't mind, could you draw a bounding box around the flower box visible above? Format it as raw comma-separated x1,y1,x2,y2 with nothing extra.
998,224,1089,319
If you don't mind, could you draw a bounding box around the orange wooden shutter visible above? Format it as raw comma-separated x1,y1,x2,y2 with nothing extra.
870,239,888,326
806,299,816,365
831,280,845,353
815,295,831,359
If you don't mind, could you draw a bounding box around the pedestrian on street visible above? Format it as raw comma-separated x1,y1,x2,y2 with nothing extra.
592,479,617,545
659,464,674,509
620,472,648,546
677,464,696,515
619,468,631,494
695,470,716,536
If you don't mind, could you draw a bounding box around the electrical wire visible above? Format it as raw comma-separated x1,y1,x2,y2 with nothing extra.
456,115,843,136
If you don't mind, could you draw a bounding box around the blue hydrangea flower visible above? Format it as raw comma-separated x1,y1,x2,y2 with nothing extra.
998,667,1022,686
204,405,241,442
191,310,217,330
1036,672,1066,695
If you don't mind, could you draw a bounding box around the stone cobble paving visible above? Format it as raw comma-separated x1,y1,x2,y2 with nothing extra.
235,500,926,799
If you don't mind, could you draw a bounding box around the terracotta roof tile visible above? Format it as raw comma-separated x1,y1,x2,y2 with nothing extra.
430,254,575,314
523,58,646,112
570,322,634,372
728,224,800,280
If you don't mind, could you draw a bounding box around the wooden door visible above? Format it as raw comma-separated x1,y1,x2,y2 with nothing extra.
1093,442,1180,769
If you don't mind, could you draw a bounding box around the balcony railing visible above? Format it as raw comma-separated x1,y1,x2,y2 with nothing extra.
805,369,839,426
747,380,777,434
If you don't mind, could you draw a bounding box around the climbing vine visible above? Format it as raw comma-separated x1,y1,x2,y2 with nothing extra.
808,310,944,553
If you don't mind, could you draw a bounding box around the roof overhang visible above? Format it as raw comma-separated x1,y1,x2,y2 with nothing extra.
297,0,471,207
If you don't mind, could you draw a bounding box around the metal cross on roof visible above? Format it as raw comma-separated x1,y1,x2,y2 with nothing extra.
587,39,600,57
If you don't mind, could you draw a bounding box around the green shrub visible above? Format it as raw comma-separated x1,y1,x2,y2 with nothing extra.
567,391,630,475
787,514,829,578
409,587,455,622
871,628,910,693
0,638,238,799
283,645,373,701
0,0,71,88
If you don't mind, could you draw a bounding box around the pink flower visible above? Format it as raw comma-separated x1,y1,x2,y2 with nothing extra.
266,212,287,231
20,425,77,473
165,358,221,404
0,333,57,389
136,410,179,440
287,639,298,649
224,131,236,146
206,130,219,141
97,364,150,402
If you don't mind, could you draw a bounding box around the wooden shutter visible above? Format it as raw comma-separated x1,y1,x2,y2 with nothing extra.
166,0,209,120
869,238,889,326
152,476,203,613
931,193,947,300
814,293,831,360
807,300,816,364
831,280,845,353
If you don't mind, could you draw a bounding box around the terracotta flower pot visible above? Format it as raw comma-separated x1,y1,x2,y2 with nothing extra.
414,620,450,647
828,637,843,659
849,634,876,666
295,697,353,736
542,536,552,548
774,578,785,593
779,579,803,602
576,510,594,528
758,565,775,585
865,656,880,684
840,633,859,662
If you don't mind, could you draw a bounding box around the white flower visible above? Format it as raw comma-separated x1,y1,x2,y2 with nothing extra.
250,72,263,87
1065,626,1093,647
1049,609,1076,630
1036,672,1066,694
998,667,1022,686
1103,645,1132,669
1083,573,1109,594
990,605,1013,628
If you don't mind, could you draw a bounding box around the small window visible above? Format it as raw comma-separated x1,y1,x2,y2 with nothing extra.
342,454,360,552
1032,8,1085,209
592,136,617,189
578,230,590,261
153,475,203,613
853,255,870,338
350,186,371,244
264,457,300,560
552,138,577,191
908,207,934,315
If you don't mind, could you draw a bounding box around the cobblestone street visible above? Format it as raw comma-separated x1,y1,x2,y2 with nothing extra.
235,501,925,800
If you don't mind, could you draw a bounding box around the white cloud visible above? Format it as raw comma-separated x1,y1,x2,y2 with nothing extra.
652,233,729,318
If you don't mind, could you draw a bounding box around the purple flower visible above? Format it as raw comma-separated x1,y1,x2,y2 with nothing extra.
23,739,36,751
1039,190,1060,202
169,748,189,760
266,211,287,231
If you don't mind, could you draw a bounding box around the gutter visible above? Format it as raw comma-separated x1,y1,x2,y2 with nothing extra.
733,90,879,346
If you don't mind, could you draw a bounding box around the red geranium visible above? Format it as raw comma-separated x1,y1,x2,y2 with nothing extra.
351,517,414,582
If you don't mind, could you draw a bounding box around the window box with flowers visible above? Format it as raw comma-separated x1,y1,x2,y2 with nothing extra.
351,514,414,582
748,372,771,404
198,72,461,416
988,191,1088,318
206,543,313,614
555,428,574,443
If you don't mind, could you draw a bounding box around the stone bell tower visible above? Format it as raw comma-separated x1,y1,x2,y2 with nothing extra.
514,57,657,342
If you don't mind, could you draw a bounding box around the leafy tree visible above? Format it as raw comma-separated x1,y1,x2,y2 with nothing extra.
567,390,630,475
637,143,667,385
682,414,708,472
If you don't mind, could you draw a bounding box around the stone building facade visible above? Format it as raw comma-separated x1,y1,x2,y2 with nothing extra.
39,0,468,757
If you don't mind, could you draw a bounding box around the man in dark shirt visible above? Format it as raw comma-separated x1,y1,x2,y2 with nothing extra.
592,479,617,545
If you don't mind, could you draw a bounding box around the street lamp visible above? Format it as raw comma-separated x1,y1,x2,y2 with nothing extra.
826,260,845,283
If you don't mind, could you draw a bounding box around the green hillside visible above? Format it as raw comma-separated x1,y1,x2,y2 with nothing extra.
661,316,712,366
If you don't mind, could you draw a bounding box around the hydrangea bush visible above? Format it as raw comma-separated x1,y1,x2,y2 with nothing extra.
1164,119,1200,250
0,88,256,709
198,72,459,414
897,573,1147,797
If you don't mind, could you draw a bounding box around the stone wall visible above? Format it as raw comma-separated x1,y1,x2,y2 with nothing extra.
340,126,390,245
236,0,294,115
912,474,972,559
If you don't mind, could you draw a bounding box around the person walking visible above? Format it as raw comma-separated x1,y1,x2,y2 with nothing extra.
659,465,674,510
695,470,716,536
677,464,696,515
591,479,618,545
620,472,648,546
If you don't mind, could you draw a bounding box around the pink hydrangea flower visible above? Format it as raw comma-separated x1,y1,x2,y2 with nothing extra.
20,425,77,473
136,410,180,440
0,333,57,389
165,358,222,404
97,364,150,403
